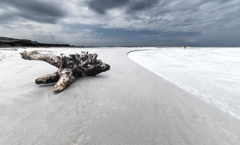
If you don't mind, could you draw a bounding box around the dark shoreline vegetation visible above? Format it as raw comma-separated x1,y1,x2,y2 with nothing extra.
0,36,140,48
0,36,73,48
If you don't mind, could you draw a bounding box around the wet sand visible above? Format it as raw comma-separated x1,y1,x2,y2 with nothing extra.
0,47,240,145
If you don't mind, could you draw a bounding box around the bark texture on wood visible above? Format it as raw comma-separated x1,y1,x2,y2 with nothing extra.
20,50,110,92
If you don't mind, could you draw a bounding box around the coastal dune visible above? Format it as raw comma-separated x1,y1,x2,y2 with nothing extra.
0,47,240,145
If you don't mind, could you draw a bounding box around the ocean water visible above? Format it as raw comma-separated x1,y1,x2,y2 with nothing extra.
128,47,240,119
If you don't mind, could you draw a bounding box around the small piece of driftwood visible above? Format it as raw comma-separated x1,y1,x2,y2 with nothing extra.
20,50,110,92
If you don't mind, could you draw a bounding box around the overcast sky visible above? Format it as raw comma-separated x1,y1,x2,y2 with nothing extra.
0,0,239,46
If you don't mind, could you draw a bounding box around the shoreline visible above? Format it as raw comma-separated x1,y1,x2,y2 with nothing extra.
1,47,240,144
128,48,240,120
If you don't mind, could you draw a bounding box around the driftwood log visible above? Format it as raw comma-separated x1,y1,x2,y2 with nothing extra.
20,50,110,92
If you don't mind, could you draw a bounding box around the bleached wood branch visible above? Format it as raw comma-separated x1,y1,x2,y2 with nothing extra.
20,50,110,92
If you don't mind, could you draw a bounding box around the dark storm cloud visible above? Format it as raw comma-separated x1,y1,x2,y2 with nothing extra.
127,0,159,13
88,0,159,14
0,0,66,24
1,0,239,46
88,0,129,14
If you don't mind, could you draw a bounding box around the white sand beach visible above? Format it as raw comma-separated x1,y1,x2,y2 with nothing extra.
1,47,240,145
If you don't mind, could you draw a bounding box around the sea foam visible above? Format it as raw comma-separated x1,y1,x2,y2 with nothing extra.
129,47,240,119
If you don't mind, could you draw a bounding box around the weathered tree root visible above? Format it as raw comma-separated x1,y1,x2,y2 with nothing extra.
20,50,110,92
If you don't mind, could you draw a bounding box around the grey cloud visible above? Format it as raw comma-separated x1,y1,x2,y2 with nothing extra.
32,32,57,43
0,13,18,24
160,31,200,38
0,0,66,24
88,0,129,14
1,0,240,46
88,0,159,14
127,0,159,13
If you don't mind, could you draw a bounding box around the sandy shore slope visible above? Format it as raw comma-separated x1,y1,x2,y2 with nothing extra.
1,47,240,145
